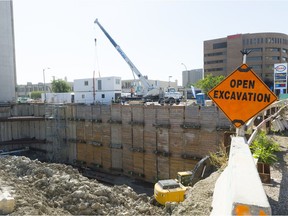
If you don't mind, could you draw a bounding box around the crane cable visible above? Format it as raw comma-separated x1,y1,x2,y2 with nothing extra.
94,38,101,78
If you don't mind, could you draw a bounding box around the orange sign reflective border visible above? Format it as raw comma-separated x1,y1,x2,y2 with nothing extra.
208,64,277,128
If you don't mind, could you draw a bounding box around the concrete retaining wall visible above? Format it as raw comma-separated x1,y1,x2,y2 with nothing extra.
211,137,271,215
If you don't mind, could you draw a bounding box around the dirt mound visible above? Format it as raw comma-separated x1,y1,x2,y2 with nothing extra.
0,156,164,215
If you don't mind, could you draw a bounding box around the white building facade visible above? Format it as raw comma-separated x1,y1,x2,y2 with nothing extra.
0,0,17,103
74,76,121,104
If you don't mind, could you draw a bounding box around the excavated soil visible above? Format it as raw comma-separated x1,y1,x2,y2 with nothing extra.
0,155,220,215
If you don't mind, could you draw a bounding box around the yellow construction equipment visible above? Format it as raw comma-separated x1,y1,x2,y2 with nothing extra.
153,156,214,205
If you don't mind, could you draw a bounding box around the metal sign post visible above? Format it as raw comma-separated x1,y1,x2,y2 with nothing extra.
237,50,251,136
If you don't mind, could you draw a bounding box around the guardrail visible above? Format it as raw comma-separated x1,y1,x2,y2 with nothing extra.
211,99,288,216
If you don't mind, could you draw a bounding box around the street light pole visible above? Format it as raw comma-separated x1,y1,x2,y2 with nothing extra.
43,67,50,103
181,63,187,71
169,76,172,87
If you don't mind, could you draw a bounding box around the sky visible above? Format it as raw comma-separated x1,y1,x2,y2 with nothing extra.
12,0,288,86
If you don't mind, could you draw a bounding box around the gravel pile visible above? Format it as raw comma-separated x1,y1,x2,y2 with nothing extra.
0,156,164,215
263,133,288,215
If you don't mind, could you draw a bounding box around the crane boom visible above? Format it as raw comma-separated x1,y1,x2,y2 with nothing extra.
94,19,152,93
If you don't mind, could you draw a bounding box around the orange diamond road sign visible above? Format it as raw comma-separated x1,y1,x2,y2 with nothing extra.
208,63,277,128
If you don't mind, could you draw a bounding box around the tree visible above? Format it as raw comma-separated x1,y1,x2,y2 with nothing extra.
30,91,42,99
194,74,225,94
51,79,71,93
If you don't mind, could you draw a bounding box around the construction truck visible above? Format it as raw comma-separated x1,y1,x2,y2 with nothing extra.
153,156,214,205
94,19,182,105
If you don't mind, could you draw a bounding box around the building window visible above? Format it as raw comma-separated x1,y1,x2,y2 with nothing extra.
282,57,287,62
282,48,287,53
82,94,85,99
265,64,274,70
251,65,262,69
204,52,224,57
271,56,280,60
204,60,224,64
84,81,88,86
250,48,262,52
247,56,262,61
205,68,223,72
98,80,102,90
213,42,227,49
115,79,120,84
102,94,105,98
266,48,280,52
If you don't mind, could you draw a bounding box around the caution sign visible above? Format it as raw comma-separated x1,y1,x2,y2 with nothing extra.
208,64,277,128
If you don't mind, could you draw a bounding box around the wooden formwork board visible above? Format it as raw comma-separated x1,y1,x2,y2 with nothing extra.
111,105,122,121
183,131,201,153
183,159,198,171
91,105,102,120
101,147,112,169
67,121,76,140
199,131,220,155
155,107,170,125
111,148,123,170
156,128,169,152
65,105,72,119
67,142,76,163
144,132,157,154
133,152,144,174
76,143,87,161
111,124,122,145
169,157,185,179
76,105,87,120
132,126,144,148
144,106,156,128
29,121,36,138
199,107,218,129
121,125,132,146
169,132,183,157
11,122,19,139
144,130,156,146
169,107,184,132
32,105,39,117
144,154,157,182
0,107,10,118
93,146,102,165
121,106,131,124
84,121,93,141
122,151,133,172
0,122,11,141
86,144,95,165
101,123,111,136
39,104,46,117
157,156,170,180
101,135,111,148
132,106,144,122
184,106,201,122
20,121,30,138
100,106,111,123
76,121,85,140
84,106,93,120
92,124,103,142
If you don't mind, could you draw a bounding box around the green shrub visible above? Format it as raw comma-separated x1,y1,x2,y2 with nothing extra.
250,131,280,165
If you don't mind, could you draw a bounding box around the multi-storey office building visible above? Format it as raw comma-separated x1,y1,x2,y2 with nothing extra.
204,33,288,89
182,69,203,87
0,0,17,103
